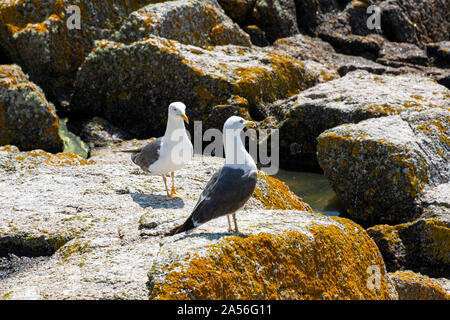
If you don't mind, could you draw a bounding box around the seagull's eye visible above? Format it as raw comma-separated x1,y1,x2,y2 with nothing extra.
240,120,244,123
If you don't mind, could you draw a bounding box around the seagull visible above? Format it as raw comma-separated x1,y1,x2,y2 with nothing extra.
166,116,257,235
130,102,193,200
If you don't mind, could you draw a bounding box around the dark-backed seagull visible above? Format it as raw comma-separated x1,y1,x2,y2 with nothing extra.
166,116,257,235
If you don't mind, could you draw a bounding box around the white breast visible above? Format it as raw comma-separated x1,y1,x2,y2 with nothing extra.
148,135,193,175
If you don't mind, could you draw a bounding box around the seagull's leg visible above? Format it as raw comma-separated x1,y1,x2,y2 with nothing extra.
169,171,184,198
162,175,171,200
227,215,233,233
232,213,239,233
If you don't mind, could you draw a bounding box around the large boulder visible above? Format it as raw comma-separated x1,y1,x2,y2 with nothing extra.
111,0,251,47
0,146,322,299
0,65,63,153
149,210,397,299
317,108,449,226
367,183,450,277
70,36,319,137
268,70,449,170
0,0,155,105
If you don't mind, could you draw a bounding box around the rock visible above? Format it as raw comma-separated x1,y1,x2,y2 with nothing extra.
293,0,449,50
346,0,381,36
274,34,394,77
0,65,63,153
377,41,428,66
248,0,299,43
254,171,314,211
268,71,449,171
433,70,450,90
389,271,450,300
293,0,343,35
379,1,418,44
274,34,450,87
68,117,132,149
111,0,251,47
367,183,450,277
0,45,11,64
243,24,269,47
318,33,383,59
317,108,450,226
0,146,319,299
218,0,299,43
149,210,397,299
203,96,252,131
379,0,449,47
0,0,153,105
427,41,450,67
70,36,319,137
217,0,257,25
0,145,94,171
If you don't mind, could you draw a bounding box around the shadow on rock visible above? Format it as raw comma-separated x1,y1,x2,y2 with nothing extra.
128,193,184,209
174,231,248,242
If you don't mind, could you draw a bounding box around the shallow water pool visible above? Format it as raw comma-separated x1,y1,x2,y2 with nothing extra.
274,169,344,216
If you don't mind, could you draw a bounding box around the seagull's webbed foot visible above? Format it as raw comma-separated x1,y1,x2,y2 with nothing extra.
166,172,183,200
166,190,183,200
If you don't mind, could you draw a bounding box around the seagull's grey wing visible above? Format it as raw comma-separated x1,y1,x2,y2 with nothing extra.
190,166,258,227
131,137,162,171
165,166,258,236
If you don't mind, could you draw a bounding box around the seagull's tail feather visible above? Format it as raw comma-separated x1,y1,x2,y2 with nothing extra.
165,217,195,237
113,148,143,153
131,153,138,164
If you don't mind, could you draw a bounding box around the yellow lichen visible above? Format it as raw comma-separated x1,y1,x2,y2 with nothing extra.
152,219,394,300
423,219,450,263
254,171,313,211
390,271,450,300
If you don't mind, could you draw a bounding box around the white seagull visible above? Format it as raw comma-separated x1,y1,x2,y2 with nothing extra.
166,116,257,235
131,102,193,200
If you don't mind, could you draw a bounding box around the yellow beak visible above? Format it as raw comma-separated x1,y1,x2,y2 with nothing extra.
245,121,256,128
180,113,189,124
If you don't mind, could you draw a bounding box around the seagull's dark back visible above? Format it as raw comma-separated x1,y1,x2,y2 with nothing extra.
166,166,258,235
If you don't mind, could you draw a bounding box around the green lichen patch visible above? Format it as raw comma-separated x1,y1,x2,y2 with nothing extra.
0,232,72,257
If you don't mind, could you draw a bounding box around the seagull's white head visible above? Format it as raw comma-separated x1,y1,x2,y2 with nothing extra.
223,116,255,132
168,102,189,124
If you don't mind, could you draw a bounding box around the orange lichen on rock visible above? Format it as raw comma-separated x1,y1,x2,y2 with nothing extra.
151,219,396,300
1,147,94,168
390,271,450,300
0,64,63,153
254,171,314,211
43,152,94,167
